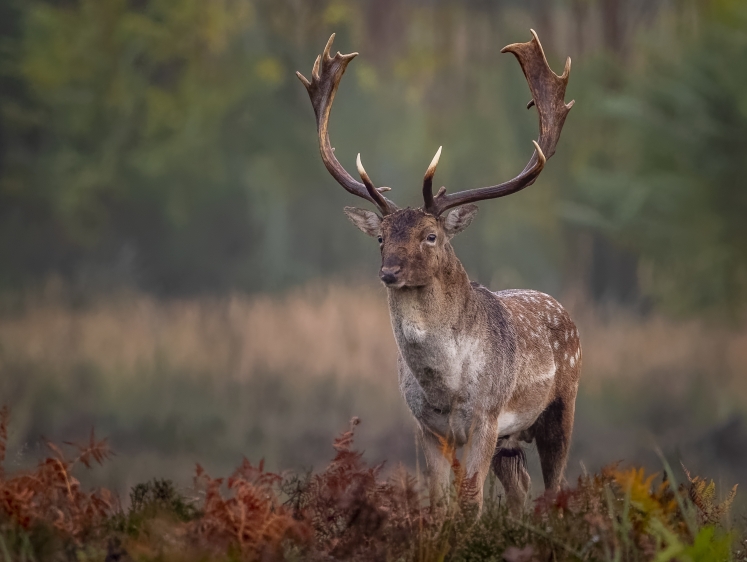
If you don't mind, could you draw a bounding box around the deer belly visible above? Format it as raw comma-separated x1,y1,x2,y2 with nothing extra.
496,410,537,437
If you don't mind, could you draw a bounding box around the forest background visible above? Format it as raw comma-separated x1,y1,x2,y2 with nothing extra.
0,0,746,512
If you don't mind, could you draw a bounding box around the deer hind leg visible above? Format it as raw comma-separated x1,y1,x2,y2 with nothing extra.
532,392,577,492
491,438,531,514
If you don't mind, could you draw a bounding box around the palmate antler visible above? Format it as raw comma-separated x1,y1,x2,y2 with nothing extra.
296,34,397,216
298,30,573,217
422,30,574,216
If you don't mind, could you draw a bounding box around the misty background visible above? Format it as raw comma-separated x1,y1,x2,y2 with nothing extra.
1,0,746,508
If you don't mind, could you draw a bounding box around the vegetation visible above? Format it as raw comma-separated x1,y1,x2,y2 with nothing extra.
0,0,746,316
0,412,742,561
1,0,745,558
1,284,745,500
569,1,747,315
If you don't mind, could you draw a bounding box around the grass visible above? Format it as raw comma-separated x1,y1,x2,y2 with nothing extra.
1,282,746,390
0,281,746,558
0,283,745,503
0,412,742,561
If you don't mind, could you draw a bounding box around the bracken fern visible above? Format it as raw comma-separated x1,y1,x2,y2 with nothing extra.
0,410,742,561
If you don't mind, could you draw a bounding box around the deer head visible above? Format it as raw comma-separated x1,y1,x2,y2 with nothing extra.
297,31,574,289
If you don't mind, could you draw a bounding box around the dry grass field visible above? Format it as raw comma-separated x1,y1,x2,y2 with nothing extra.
2,282,746,390
0,282,745,511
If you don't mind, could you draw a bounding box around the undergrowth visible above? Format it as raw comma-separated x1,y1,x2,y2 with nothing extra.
0,410,742,561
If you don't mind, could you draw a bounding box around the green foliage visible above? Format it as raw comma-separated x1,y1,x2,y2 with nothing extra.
128,479,195,518
570,0,747,315
110,478,199,536
1,0,318,292
105,478,199,557
3,0,274,292
651,524,734,562
20,0,256,238
1,0,746,313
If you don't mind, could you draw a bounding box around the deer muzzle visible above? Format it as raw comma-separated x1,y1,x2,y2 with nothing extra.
379,264,402,286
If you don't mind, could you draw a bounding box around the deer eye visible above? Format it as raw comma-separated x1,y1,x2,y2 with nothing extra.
377,236,383,244
426,234,437,243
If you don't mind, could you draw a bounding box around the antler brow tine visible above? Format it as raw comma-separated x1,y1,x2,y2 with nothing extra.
356,154,392,211
422,146,442,213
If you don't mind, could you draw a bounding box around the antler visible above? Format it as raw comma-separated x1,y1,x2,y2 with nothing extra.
423,30,574,216
297,34,396,216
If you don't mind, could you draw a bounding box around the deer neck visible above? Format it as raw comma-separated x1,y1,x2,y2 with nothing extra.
386,249,484,412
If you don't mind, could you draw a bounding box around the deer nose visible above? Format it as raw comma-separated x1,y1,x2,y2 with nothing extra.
379,265,401,285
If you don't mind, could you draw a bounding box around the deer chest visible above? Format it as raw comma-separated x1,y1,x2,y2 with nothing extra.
394,318,487,395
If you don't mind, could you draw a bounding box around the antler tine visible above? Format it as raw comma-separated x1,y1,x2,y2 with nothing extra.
297,34,397,216
356,154,392,211
423,30,574,216
422,146,442,212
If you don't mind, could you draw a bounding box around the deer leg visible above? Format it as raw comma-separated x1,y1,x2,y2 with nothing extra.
491,438,531,514
420,428,453,510
533,394,576,491
462,419,501,514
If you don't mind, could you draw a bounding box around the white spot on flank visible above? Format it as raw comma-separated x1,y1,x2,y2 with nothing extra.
554,341,559,349
570,356,576,367
564,352,568,360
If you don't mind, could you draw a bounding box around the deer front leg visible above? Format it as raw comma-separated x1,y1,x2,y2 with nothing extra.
420,428,453,510
462,417,501,515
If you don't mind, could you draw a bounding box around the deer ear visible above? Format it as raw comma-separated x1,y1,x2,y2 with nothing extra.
344,207,382,237
443,204,478,238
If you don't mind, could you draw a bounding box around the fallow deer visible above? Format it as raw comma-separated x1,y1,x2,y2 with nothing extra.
297,31,580,513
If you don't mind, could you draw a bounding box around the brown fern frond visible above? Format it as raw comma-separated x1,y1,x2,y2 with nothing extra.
681,463,738,524
332,416,360,453
289,418,433,560
0,427,115,541
192,459,311,559
65,428,113,469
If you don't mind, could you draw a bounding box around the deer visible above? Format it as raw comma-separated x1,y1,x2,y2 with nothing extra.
297,31,580,514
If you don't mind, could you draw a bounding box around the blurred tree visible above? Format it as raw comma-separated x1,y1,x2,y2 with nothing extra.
14,0,265,292
569,0,747,316
0,0,743,319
